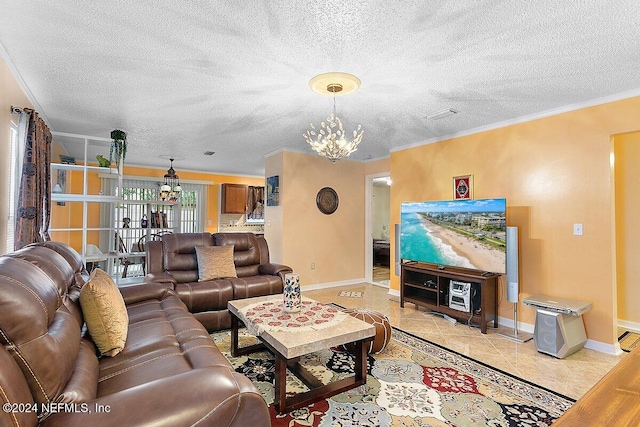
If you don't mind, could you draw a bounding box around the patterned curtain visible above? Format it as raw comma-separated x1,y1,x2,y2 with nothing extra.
14,109,52,250
247,185,265,220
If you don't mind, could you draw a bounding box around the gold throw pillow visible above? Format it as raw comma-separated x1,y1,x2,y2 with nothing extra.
79,268,128,357
196,245,237,281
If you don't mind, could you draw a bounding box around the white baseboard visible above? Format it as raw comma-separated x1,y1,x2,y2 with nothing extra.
308,284,622,355
617,319,640,332
584,339,623,356
302,278,366,292
497,316,535,334
369,281,391,289
497,316,622,355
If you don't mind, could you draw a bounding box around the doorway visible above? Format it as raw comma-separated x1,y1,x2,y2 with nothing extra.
365,173,391,286
613,131,640,343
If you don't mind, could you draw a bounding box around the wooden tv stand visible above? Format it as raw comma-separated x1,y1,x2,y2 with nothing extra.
400,262,499,334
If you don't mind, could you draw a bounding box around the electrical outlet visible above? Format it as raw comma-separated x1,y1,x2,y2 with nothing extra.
573,224,583,236
310,262,315,270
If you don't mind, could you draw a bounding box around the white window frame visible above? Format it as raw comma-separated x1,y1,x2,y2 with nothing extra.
6,121,24,252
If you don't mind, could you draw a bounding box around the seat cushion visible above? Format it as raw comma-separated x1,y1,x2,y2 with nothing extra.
196,245,237,280
97,290,231,396
174,280,234,313
80,269,128,356
229,275,283,300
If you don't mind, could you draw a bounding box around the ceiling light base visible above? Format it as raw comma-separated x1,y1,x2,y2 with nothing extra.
309,72,361,96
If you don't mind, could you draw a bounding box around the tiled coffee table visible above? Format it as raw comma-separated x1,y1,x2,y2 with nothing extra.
228,295,375,414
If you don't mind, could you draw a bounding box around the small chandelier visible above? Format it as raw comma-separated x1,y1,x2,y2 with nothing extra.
160,158,181,201
303,72,364,164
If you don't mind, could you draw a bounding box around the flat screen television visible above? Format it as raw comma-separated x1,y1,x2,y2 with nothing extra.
400,198,507,274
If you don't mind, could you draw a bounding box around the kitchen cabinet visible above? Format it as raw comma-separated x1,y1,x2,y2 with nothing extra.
221,183,248,213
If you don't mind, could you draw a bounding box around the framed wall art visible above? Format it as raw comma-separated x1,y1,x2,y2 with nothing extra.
453,175,473,200
266,175,279,206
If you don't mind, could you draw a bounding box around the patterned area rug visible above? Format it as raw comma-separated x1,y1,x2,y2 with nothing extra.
211,327,574,427
618,330,640,352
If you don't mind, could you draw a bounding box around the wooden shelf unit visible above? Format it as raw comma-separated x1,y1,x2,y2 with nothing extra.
400,262,499,334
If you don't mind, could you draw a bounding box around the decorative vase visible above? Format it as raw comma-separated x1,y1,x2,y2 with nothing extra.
140,215,148,228
283,273,301,313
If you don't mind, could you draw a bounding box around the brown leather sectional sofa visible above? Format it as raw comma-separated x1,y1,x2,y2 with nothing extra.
144,232,292,331
0,241,271,426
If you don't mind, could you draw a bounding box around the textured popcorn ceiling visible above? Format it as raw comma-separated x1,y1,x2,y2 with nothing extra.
1,1,639,176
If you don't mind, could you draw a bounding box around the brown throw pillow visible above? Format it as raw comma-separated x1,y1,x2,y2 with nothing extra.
79,268,128,357
196,245,237,281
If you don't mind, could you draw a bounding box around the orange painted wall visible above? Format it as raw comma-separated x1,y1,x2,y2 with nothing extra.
614,131,640,324
365,158,391,176
49,167,101,249
390,96,640,346
268,151,366,286
49,160,263,251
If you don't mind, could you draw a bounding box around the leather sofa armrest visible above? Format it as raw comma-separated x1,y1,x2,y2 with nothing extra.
40,367,270,427
145,240,164,275
259,263,293,277
142,272,176,285
118,282,174,305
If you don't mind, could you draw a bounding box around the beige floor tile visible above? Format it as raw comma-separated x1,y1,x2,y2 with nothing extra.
305,282,623,400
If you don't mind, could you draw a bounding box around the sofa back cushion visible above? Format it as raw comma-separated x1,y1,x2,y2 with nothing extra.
0,252,81,406
7,245,84,327
213,233,260,277
163,233,215,283
36,241,89,287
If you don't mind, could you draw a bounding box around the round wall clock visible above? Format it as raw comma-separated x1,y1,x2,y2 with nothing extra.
316,187,339,215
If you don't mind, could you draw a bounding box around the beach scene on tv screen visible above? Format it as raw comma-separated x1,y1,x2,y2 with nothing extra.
401,198,507,273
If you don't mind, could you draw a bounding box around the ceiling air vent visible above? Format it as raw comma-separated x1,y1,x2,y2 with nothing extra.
425,108,458,120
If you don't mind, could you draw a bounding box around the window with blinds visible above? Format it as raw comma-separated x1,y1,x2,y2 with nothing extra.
110,179,205,229
5,123,19,252
100,178,207,277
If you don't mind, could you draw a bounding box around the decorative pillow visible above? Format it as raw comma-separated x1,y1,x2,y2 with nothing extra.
79,268,128,357
196,245,237,281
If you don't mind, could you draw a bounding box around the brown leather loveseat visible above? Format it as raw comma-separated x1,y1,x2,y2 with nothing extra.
0,241,270,427
144,232,292,332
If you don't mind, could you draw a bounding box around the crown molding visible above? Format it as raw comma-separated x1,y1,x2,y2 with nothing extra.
0,40,50,127
392,88,640,154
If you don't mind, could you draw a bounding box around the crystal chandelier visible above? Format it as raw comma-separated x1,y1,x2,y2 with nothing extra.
304,73,364,163
159,158,181,201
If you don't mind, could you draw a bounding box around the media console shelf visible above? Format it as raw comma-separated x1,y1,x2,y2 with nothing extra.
400,262,499,334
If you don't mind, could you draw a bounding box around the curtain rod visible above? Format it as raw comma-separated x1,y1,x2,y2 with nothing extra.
10,105,25,114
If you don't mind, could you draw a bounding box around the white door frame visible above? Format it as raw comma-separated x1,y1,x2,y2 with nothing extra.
365,172,390,285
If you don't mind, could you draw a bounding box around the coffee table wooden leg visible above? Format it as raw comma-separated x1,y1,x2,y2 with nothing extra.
354,339,367,382
274,354,287,414
230,314,266,356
